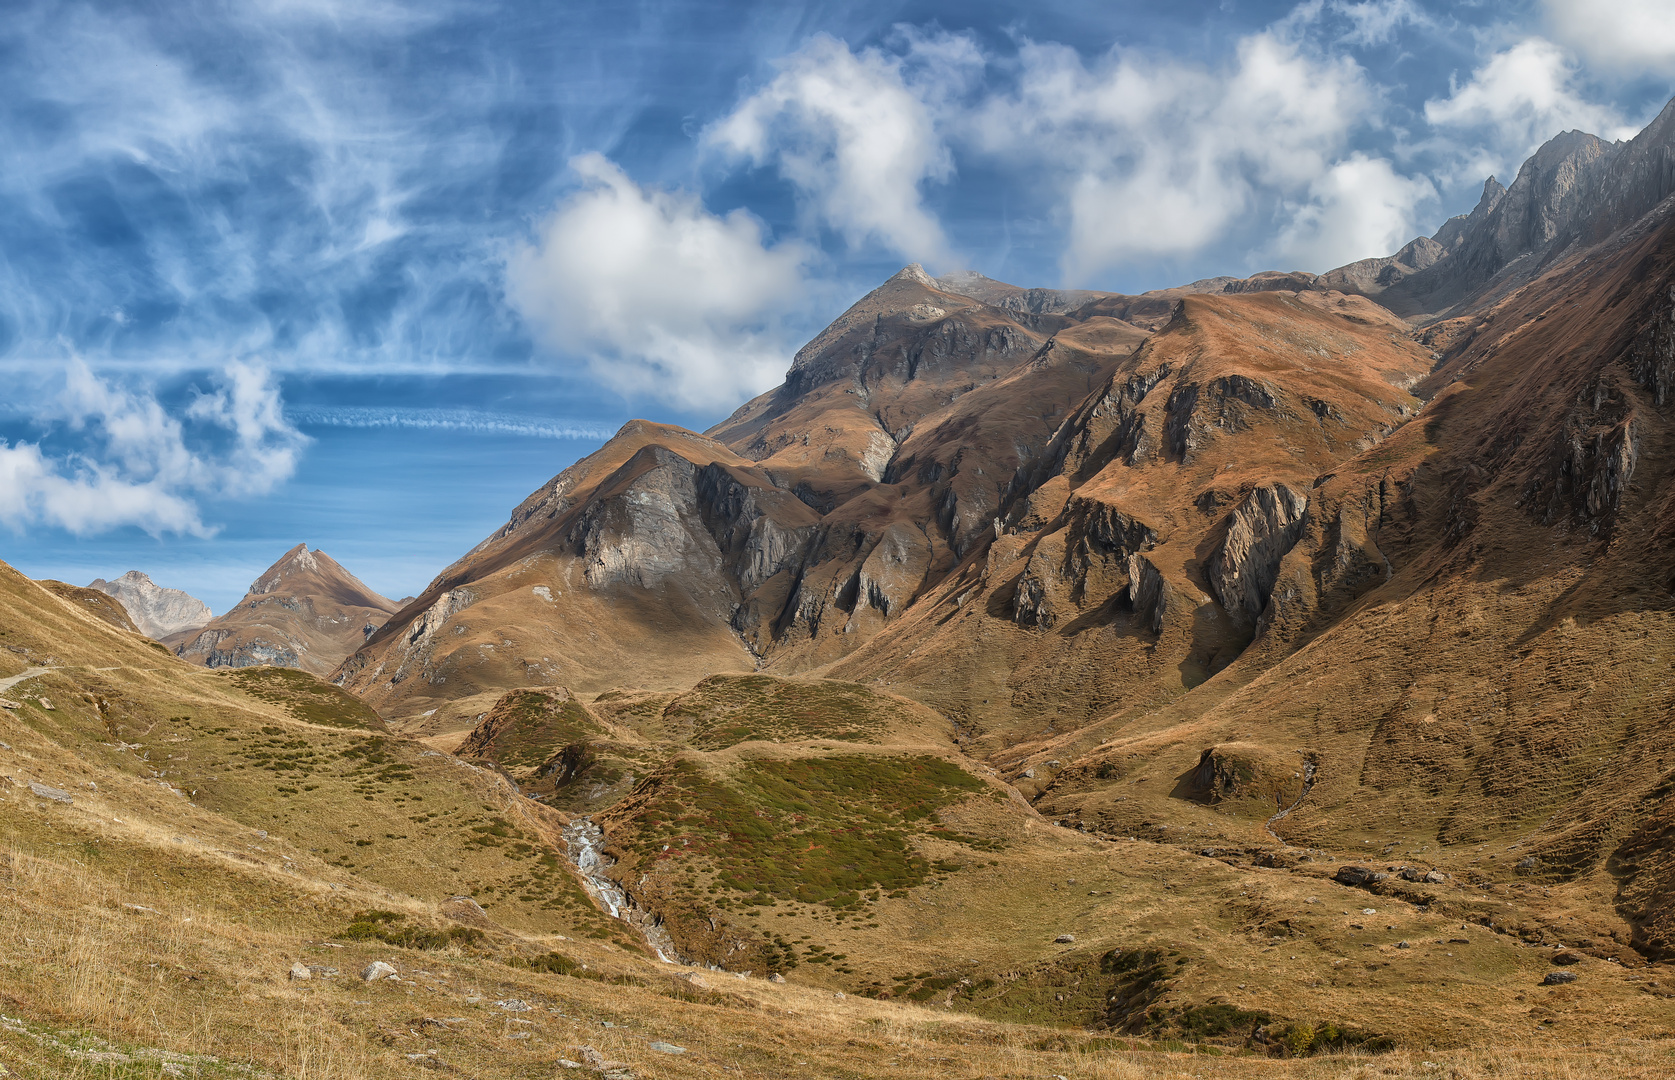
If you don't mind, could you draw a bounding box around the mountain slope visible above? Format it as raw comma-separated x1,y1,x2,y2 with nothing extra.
87,570,212,639
174,544,398,675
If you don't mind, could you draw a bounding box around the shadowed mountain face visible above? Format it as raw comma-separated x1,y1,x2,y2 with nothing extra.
86,571,211,639
173,544,398,675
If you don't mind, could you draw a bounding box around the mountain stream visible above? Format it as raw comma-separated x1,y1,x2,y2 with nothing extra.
562,817,680,964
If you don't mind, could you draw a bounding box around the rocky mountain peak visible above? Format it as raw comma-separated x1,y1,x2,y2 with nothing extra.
86,571,212,640
175,545,398,675
890,263,938,288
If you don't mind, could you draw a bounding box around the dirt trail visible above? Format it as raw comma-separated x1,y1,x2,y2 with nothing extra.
0,666,51,694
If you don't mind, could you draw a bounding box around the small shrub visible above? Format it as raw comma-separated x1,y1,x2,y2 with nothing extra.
341,910,483,951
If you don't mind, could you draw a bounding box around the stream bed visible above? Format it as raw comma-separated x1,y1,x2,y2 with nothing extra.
562,816,681,964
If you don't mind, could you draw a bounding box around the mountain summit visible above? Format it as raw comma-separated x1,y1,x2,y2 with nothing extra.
86,570,212,639
174,544,398,675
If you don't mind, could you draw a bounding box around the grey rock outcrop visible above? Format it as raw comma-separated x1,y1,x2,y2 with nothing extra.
1209,483,1310,628
1333,94,1675,318
87,571,211,639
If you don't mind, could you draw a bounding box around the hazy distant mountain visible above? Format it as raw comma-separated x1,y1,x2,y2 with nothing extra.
174,544,398,675
86,570,212,639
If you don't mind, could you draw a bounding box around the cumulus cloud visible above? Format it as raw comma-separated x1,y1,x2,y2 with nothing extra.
1424,38,1638,180
966,31,1386,280
0,360,305,536
1543,0,1675,77
706,34,956,263
1276,153,1436,268
506,153,814,409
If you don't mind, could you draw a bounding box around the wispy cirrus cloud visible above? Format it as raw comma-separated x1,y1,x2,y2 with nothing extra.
290,405,616,441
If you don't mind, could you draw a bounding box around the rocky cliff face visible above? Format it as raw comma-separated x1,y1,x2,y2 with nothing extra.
174,545,398,675
1330,98,1675,320
87,571,211,639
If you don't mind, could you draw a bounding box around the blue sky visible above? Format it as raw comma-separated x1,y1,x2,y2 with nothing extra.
3,0,1674,613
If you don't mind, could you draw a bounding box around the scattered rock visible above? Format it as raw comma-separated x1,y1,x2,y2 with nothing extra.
576,1046,631,1073
360,961,397,982
308,965,339,978
288,962,312,981
1362,908,1378,916
768,973,785,983
675,972,710,990
37,698,53,711
1396,941,1411,949
1552,952,1583,966
0,699,20,710
647,1042,686,1054
1054,934,1075,944
558,1061,583,1070
1335,866,1388,887
1542,971,1578,986
495,999,531,1012
28,782,73,804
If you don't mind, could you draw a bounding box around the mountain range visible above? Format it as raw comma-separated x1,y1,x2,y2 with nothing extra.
12,100,1675,1075
325,100,1675,969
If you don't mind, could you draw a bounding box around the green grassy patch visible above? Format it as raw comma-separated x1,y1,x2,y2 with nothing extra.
221,666,389,731
661,674,905,749
616,754,986,908
462,688,607,769
340,909,484,951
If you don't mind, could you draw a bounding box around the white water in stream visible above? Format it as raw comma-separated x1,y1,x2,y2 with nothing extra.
562,817,680,964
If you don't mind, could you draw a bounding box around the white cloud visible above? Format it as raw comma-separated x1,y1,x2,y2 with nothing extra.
706,34,955,263
1544,0,1675,77
1424,38,1638,177
0,360,305,537
1276,153,1436,269
506,153,814,410
967,31,1378,280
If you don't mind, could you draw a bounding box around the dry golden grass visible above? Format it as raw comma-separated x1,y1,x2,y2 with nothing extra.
3,832,1673,1080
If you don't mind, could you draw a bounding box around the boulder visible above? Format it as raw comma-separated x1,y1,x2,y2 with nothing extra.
768,973,785,983
360,961,397,982
1334,866,1388,887
28,782,73,804
1542,970,1578,986
288,962,312,981
1551,952,1583,966
1054,934,1076,944
648,1042,686,1055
